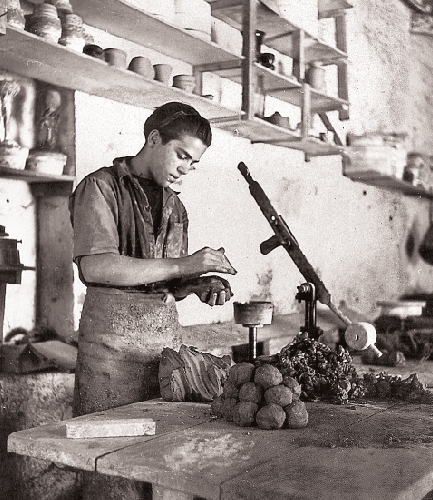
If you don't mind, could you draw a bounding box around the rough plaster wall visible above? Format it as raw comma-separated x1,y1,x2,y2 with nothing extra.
73,0,433,327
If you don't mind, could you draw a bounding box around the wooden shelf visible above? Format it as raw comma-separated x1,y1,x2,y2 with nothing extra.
318,0,353,18
211,115,344,156
0,27,241,121
73,0,242,66
0,166,75,184
345,174,433,199
209,0,348,63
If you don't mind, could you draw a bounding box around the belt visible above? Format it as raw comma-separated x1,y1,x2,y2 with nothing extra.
85,282,169,293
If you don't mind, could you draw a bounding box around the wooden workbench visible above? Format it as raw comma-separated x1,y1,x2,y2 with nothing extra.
7,399,433,500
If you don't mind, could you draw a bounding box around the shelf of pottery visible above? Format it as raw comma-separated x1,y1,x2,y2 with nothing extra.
0,0,352,177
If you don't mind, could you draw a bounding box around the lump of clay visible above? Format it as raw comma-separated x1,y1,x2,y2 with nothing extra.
221,397,238,422
256,403,286,430
233,401,259,427
254,364,283,390
284,400,308,429
282,375,301,397
264,385,293,407
239,382,263,403
228,362,256,386
223,380,240,398
211,394,225,418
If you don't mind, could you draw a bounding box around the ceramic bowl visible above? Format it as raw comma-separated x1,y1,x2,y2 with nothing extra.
153,63,172,85
104,48,127,69
128,57,154,79
173,74,195,93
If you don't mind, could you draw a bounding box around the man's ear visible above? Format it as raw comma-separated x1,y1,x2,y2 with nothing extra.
148,129,161,147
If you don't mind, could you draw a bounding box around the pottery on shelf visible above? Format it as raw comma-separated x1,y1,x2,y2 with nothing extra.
128,57,154,79
26,3,61,43
173,74,195,93
26,150,66,176
59,13,86,52
0,141,29,170
153,63,172,85
104,48,127,69
7,0,25,30
46,0,73,14
83,44,105,60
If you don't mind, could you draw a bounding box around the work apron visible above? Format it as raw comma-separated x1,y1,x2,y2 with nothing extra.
73,286,182,500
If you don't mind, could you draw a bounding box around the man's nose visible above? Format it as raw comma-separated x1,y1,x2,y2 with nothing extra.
178,161,193,175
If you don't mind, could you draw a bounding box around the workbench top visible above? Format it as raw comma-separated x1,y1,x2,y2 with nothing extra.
7,399,433,500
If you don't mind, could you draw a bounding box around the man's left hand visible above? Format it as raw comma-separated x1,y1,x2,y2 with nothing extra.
172,275,233,306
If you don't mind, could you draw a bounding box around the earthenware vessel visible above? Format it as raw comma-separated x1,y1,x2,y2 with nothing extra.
173,74,195,93
59,13,86,52
128,57,154,79
26,3,61,43
105,48,127,69
153,64,172,84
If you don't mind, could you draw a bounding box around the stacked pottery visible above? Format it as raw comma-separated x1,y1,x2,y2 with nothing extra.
26,3,61,44
7,0,25,30
153,64,172,85
46,0,73,15
59,13,86,52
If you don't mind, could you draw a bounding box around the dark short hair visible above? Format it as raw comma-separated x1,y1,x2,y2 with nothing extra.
143,102,212,147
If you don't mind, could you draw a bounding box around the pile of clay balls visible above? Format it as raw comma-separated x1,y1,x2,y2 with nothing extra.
211,362,308,430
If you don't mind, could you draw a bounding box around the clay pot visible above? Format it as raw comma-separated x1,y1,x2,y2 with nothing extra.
59,13,86,52
306,64,326,92
26,150,67,176
83,44,105,60
153,63,172,85
7,0,25,30
26,3,61,43
128,57,154,79
173,74,195,93
104,48,127,69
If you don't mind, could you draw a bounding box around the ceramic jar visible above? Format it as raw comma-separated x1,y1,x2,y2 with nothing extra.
306,64,326,92
26,3,62,44
128,57,154,79
153,64,172,85
173,74,195,93
7,0,25,30
104,48,127,69
59,14,86,52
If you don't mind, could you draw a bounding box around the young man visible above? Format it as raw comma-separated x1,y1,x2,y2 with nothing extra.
69,102,237,499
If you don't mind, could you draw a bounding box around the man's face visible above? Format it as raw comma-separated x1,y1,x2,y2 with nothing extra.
149,132,208,188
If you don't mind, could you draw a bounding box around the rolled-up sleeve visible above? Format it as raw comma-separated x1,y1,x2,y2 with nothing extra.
69,176,120,261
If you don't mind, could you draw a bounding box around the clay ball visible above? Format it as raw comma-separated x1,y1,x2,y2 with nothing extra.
256,403,286,430
282,375,302,396
239,382,263,403
228,362,256,386
284,400,308,429
264,385,293,407
210,394,225,418
233,401,259,427
221,397,238,422
223,380,240,399
254,364,283,390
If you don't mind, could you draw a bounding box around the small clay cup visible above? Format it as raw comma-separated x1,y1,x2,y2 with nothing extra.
173,74,195,93
153,63,172,85
128,56,154,79
104,48,127,69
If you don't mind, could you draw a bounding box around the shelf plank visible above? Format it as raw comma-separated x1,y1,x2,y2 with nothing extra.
209,0,348,63
72,0,241,66
0,27,240,120
345,174,433,199
0,166,75,184
210,115,344,155
318,0,353,18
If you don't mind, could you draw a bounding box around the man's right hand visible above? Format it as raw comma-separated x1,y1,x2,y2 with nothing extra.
188,247,237,276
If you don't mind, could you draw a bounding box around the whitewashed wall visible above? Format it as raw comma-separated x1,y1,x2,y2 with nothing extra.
4,0,433,336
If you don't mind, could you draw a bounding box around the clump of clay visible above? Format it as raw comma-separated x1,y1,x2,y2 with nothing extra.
239,382,263,403
223,380,240,398
256,403,286,430
284,400,308,429
264,385,293,407
233,401,259,427
254,364,283,390
221,397,238,422
211,394,224,418
282,375,301,397
228,362,256,387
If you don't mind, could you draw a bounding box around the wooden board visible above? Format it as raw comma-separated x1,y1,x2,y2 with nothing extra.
8,401,213,471
9,399,433,500
95,402,389,500
66,418,155,439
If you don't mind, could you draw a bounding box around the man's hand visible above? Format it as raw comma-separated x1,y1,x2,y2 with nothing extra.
172,275,233,306
188,247,237,276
